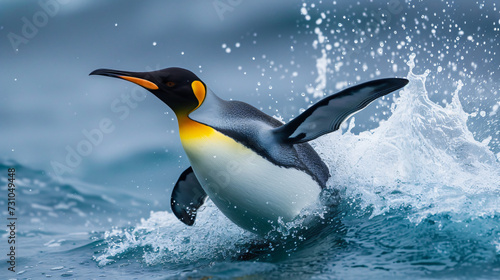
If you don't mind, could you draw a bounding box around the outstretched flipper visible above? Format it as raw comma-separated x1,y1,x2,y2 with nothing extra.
171,167,208,226
273,78,409,144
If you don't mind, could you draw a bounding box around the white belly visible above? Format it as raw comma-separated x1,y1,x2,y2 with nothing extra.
181,129,321,235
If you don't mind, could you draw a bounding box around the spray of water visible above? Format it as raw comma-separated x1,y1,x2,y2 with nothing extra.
94,200,255,266
315,53,500,223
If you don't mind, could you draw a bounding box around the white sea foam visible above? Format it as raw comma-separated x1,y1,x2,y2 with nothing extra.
95,201,253,266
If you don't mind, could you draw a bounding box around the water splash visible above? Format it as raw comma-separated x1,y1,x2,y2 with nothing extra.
94,201,254,266
304,3,332,100
314,53,500,223
94,198,335,266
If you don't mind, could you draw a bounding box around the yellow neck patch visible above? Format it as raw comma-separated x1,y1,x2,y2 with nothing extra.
178,116,214,141
118,76,158,90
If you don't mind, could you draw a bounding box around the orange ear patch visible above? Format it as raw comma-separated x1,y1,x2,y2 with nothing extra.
191,80,206,111
118,76,159,90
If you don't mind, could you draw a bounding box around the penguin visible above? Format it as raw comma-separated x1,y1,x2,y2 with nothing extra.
90,67,408,235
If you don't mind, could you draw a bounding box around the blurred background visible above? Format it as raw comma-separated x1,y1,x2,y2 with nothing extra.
1,0,499,207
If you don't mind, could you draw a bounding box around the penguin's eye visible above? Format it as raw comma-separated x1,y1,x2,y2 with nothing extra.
166,81,176,87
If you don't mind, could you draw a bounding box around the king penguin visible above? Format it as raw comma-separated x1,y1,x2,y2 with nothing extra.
90,67,408,235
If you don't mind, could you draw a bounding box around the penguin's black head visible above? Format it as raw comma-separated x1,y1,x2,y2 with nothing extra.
90,67,206,116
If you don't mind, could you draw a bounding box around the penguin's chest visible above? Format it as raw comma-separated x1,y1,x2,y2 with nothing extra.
179,120,321,234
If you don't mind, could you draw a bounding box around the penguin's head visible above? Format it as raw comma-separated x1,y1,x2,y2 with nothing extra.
90,67,206,116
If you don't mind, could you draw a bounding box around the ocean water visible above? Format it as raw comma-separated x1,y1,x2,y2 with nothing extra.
1,54,499,279
2,0,500,279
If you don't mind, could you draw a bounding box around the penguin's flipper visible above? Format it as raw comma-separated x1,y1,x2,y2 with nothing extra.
171,167,207,226
273,78,408,144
